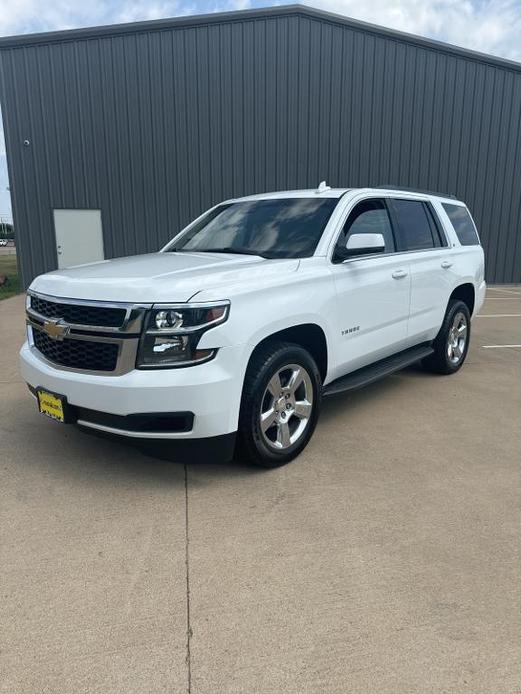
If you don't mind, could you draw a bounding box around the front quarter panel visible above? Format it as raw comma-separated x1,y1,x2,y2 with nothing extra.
195,257,338,384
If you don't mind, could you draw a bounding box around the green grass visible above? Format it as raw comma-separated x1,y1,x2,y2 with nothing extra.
0,254,21,300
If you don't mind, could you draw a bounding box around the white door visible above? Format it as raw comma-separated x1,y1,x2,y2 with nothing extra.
387,198,453,343
54,209,105,269
406,249,455,342
330,198,411,378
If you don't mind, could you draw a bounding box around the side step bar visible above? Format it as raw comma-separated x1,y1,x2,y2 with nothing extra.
323,344,434,397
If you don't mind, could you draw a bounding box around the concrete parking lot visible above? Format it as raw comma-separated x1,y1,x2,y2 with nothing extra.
1,288,520,694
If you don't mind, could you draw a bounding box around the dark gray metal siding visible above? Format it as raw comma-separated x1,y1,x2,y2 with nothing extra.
1,6,521,286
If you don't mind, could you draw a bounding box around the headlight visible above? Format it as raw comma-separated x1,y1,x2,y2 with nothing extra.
137,302,230,368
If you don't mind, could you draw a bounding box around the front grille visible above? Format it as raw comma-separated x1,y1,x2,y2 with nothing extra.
31,295,127,328
33,328,119,372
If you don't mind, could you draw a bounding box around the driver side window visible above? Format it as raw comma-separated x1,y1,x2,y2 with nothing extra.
337,199,396,254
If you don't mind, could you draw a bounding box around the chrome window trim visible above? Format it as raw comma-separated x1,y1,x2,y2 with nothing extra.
327,193,456,263
336,246,453,265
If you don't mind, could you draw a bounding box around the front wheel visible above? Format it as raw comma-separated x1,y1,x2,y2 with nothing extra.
422,299,471,374
237,342,322,467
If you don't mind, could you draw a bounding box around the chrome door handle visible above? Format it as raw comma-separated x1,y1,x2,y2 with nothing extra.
392,269,407,279
441,260,453,269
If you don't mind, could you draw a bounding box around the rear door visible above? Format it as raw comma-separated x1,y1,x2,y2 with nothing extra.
329,197,411,377
388,197,453,343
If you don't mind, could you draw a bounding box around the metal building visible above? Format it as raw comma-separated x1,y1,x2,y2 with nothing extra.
1,4,521,287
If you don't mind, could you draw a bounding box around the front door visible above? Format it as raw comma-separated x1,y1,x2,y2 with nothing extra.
54,209,105,269
329,198,411,378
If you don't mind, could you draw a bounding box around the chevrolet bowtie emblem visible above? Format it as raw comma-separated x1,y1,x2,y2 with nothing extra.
43,319,70,341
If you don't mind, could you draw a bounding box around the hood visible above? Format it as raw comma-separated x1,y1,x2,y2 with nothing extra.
30,252,300,303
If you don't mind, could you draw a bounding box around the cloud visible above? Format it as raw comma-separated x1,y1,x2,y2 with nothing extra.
113,2,195,25
307,0,521,63
0,1,195,35
1,0,519,61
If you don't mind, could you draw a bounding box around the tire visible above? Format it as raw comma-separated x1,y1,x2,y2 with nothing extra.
422,299,471,374
236,341,322,467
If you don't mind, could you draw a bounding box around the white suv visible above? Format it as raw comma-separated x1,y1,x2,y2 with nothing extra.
21,185,486,467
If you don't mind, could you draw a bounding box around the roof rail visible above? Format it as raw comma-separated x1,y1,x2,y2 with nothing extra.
374,185,458,200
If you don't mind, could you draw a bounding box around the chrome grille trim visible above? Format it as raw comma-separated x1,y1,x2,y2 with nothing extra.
26,291,153,376
27,290,149,334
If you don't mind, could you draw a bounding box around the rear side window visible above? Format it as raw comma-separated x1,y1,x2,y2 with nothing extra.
390,199,439,251
442,204,480,246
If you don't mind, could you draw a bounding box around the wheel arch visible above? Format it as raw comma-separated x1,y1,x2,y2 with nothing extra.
246,323,329,383
449,283,475,316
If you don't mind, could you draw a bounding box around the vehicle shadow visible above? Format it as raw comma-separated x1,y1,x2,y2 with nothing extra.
69,426,265,484
319,364,425,424
12,364,431,486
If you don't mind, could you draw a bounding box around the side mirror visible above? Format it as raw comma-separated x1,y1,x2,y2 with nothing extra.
343,232,386,258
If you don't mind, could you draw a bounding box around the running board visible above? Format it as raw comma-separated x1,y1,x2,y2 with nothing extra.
323,344,434,397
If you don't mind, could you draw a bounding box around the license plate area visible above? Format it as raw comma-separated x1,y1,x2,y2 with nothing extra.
36,388,71,423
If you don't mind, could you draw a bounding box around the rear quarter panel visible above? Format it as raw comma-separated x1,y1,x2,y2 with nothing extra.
433,200,486,317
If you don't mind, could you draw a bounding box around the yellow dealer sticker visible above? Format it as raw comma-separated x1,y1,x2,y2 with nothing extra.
37,389,65,423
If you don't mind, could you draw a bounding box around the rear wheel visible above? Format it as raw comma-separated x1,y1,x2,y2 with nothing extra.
237,342,322,467
422,299,471,374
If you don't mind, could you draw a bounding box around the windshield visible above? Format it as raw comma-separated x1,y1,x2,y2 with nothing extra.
167,198,338,259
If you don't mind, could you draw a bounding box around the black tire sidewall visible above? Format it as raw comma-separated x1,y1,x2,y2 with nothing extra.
435,299,471,373
239,343,322,467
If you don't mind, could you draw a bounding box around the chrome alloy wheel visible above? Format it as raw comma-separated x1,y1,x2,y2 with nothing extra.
447,311,468,364
259,363,314,450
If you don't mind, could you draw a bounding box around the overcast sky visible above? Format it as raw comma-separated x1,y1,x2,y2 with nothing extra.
1,0,521,222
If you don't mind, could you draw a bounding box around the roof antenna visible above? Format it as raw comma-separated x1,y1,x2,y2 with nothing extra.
316,180,331,194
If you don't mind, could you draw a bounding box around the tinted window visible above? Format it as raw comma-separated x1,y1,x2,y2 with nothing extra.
442,203,480,246
338,199,395,253
424,203,447,247
392,199,436,251
169,198,338,259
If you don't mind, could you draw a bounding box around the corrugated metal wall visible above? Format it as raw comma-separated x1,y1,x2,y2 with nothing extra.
1,6,521,286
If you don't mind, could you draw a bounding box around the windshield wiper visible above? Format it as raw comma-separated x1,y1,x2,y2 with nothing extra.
171,247,273,259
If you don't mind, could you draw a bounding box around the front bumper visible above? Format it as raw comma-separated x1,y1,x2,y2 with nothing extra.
20,340,246,442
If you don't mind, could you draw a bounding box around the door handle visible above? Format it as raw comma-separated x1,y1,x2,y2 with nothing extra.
392,269,407,279
57,245,62,255
441,260,453,269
